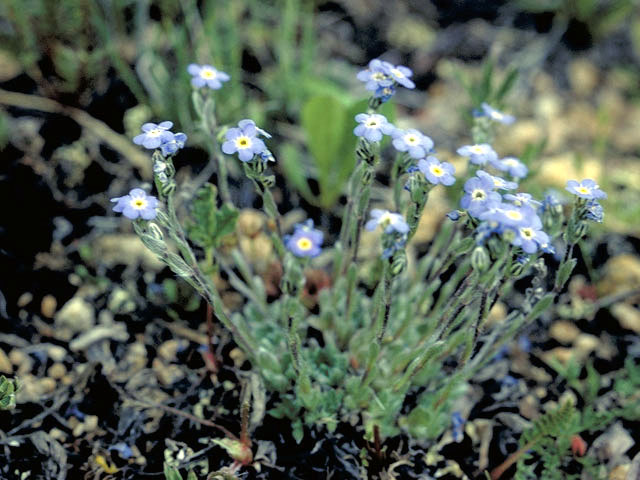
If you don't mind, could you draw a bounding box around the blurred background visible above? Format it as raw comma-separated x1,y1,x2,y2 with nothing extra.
1,0,640,475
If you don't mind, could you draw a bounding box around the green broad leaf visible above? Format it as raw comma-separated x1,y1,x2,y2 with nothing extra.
163,464,183,480
186,471,198,480
555,258,578,291
291,418,304,444
186,183,219,249
213,203,239,243
280,143,317,204
494,67,519,104
301,94,353,208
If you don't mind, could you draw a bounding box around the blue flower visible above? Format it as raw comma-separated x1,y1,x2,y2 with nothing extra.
512,215,550,254
584,199,604,223
457,143,498,166
221,119,268,162
284,220,323,258
159,132,187,157
460,175,501,217
374,84,396,102
417,156,456,186
111,188,158,220
187,64,230,90
451,412,465,443
490,156,528,179
238,119,272,138
259,149,276,163
356,59,394,91
133,122,175,150
365,209,409,234
391,128,434,159
479,203,536,229
387,64,415,89
476,170,518,191
504,192,542,208
566,179,607,200
446,210,462,221
480,102,515,125
353,113,394,142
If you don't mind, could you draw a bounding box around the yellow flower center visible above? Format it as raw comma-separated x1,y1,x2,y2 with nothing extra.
577,186,591,195
505,210,523,221
131,198,147,210
296,237,312,251
504,158,518,166
404,135,418,145
430,165,444,177
201,69,217,79
235,136,252,149
520,227,534,239
472,189,486,200
471,145,485,154
372,72,386,81
391,68,404,78
366,119,379,128
147,129,162,137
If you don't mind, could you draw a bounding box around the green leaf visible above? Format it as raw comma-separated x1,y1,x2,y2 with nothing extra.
527,293,555,322
186,183,218,249
292,418,304,444
213,203,239,245
494,67,519,104
163,464,183,480
555,258,578,291
280,143,317,205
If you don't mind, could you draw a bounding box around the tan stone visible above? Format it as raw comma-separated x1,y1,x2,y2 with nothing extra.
537,154,602,189
568,59,599,97
550,321,580,344
0,349,12,374
40,295,57,318
612,303,640,333
47,363,66,380
599,254,640,297
236,209,265,237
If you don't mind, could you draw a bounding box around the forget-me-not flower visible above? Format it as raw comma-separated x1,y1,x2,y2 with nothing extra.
504,192,542,208
491,156,528,179
457,144,499,166
222,119,268,162
133,122,175,150
160,132,187,157
365,209,409,234
565,179,607,200
479,202,536,229
417,156,456,186
585,199,604,223
480,102,515,125
512,215,551,254
284,220,323,258
187,64,230,90
391,128,434,159
111,188,158,220
387,64,415,89
357,59,393,91
477,170,518,191
460,175,501,217
353,113,394,142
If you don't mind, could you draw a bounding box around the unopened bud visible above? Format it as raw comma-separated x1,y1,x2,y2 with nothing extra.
471,246,490,272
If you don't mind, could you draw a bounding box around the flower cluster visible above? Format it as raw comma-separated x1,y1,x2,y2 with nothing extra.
566,179,606,223
365,209,409,258
133,122,187,157
284,220,324,258
222,119,272,162
356,58,415,102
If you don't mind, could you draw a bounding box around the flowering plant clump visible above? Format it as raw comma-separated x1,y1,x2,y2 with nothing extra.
108,56,606,469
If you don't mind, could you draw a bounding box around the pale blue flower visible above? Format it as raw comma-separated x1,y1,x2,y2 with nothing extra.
565,179,607,200
491,156,528,179
476,170,518,191
479,203,537,229
387,64,415,89
160,132,187,157
111,188,158,220
353,113,394,142
391,128,434,158
480,102,515,125
417,156,456,186
187,64,230,90
460,175,501,217
133,122,175,150
356,59,393,91
284,220,323,258
222,119,267,162
457,144,498,166
504,193,542,208
512,215,550,254
584,199,604,223
365,209,409,234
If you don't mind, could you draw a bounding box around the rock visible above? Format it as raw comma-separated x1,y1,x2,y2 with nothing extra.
574,333,600,358
157,340,185,363
47,363,66,380
8,349,32,375
609,465,629,480
40,295,57,318
46,345,67,363
239,233,273,272
0,349,12,374
17,292,33,308
519,394,539,420
236,209,265,237
69,323,128,351
538,154,602,189
152,358,185,386
412,188,450,244
93,234,165,270
55,297,95,333
568,59,599,97
541,347,574,367
591,422,634,463
599,254,640,297
550,321,580,344
107,288,136,314
612,303,640,333
84,415,99,433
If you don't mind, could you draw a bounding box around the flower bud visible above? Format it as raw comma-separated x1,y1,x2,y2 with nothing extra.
471,246,490,272
391,251,407,276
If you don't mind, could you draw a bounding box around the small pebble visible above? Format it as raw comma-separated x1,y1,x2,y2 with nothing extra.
40,295,57,318
17,292,33,308
48,363,66,380
46,345,67,362
0,349,13,374
9,349,32,375
84,415,99,432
